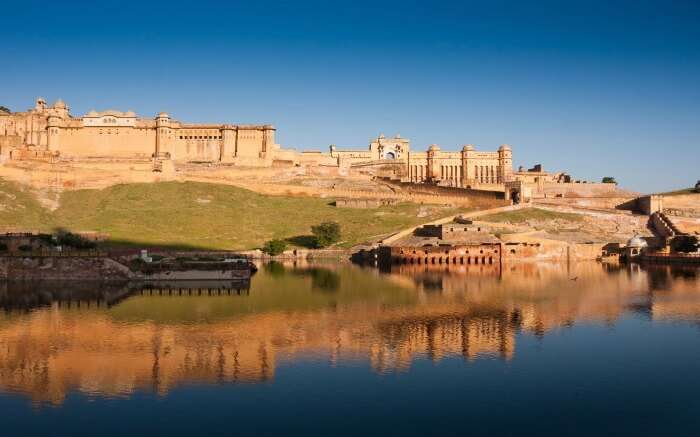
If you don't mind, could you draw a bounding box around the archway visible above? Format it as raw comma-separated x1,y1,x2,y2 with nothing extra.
511,190,521,204
384,151,396,160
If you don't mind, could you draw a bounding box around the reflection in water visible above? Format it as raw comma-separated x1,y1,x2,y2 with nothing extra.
0,262,699,405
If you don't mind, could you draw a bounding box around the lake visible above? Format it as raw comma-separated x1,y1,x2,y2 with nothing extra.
1,261,699,436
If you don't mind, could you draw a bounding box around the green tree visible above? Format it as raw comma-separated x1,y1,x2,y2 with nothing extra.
311,221,341,248
262,238,288,256
672,236,699,253
0,105,10,113
602,177,617,184
56,231,97,249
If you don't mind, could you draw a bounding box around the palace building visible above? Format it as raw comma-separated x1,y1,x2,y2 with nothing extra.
1,98,601,199
0,98,278,165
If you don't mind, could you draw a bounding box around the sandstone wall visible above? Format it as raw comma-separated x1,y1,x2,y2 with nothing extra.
58,127,155,158
663,193,700,218
537,197,637,210
540,182,618,198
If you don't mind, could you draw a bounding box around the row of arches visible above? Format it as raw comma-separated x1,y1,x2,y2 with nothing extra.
393,255,495,265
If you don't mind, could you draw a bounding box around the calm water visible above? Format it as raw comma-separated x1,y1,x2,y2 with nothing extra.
1,262,700,436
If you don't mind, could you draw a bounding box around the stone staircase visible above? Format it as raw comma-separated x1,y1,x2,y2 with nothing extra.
650,211,686,238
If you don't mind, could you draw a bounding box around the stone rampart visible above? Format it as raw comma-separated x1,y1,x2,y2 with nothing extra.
539,182,618,198
536,196,636,210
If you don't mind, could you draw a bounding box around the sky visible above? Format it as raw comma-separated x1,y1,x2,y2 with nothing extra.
1,0,698,192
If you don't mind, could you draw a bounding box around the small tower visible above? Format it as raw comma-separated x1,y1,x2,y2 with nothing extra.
261,125,275,157
426,144,441,183
35,97,47,112
53,99,69,118
461,144,475,186
498,144,513,183
155,112,170,157
47,114,61,151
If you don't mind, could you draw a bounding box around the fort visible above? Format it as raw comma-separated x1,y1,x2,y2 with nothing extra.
0,98,618,203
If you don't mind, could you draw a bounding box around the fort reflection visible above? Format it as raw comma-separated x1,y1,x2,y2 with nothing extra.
0,262,698,405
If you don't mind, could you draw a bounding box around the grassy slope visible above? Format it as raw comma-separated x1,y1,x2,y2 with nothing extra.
656,187,697,196
478,207,584,224
0,179,460,250
0,178,51,231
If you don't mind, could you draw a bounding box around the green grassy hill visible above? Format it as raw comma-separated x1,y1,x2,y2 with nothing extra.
0,178,460,250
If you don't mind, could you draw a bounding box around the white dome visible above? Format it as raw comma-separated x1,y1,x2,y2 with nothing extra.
627,236,648,248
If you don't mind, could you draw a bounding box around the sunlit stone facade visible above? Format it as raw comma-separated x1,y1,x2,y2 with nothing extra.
0,98,278,164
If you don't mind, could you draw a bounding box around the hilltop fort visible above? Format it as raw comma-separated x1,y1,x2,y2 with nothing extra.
0,97,621,204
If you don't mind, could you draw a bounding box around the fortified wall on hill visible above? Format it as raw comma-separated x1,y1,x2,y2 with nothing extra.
0,98,616,200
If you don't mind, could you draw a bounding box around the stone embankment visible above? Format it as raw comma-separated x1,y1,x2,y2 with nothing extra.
0,256,133,281
241,248,352,261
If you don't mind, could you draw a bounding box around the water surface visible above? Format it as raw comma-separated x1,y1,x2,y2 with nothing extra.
1,262,699,436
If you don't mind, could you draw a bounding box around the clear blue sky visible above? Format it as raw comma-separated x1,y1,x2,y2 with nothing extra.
1,0,698,192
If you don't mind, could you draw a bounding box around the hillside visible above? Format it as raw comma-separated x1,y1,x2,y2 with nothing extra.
0,178,460,250
657,187,698,196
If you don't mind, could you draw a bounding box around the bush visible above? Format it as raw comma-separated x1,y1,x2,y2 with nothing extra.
602,177,617,184
55,232,97,249
0,243,8,252
311,221,341,248
672,236,699,253
262,239,288,256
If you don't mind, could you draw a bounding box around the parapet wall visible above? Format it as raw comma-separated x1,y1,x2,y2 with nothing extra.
539,182,618,198
378,178,508,208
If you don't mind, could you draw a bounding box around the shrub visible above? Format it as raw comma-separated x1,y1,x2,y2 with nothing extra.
262,239,288,256
672,236,699,253
311,221,341,248
55,232,97,249
602,177,617,184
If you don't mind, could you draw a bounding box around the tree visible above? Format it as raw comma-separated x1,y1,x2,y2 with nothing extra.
672,236,699,253
55,231,97,249
311,221,341,248
602,177,617,184
0,105,10,114
262,239,288,256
